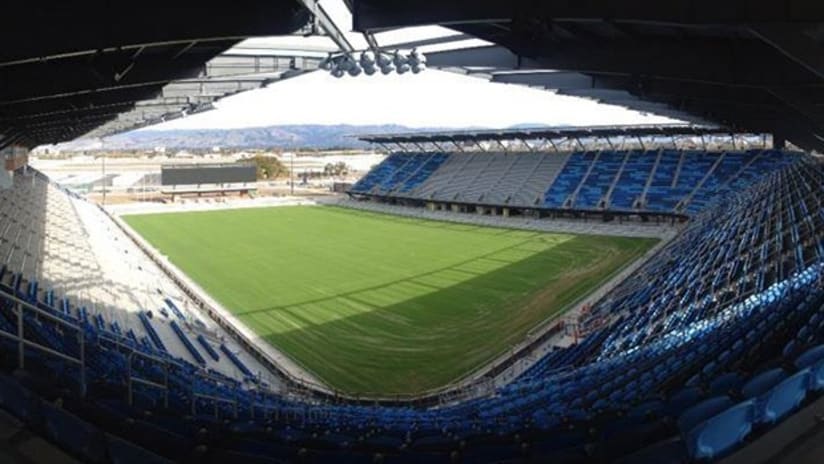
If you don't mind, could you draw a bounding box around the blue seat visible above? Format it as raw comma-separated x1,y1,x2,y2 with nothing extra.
782,339,799,359
741,368,788,400
42,402,107,462
106,433,174,464
616,439,689,464
810,359,824,391
794,344,824,369
758,369,811,424
684,400,755,460
627,399,665,420
665,386,703,417
708,372,744,396
677,396,733,435
0,375,42,426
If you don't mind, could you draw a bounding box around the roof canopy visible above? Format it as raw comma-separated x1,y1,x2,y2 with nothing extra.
357,124,733,145
0,3,311,148
352,0,824,152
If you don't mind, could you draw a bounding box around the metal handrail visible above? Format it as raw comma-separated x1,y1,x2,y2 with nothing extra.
192,392,238,419
102,204,574,405
127,350,170,408
0,288,86,395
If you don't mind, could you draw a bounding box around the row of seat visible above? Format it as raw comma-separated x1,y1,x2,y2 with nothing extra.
351,149,800,217
1,158,824,462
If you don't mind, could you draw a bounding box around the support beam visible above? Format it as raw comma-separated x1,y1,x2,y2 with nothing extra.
0,4,309,66
426,45,540,69
431,42,818,87
491,71,596,90
382,33,474,50
773,133,787,149
298,0,355,53
750,25,824,80
353,1,824,32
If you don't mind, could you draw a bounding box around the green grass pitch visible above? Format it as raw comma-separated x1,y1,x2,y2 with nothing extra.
124,206,657,395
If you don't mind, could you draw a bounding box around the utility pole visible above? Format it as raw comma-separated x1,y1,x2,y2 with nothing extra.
101,152,106,205
290,151,295,196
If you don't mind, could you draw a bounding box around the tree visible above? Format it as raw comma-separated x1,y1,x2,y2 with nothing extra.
244,155,289,180
323,161,350,178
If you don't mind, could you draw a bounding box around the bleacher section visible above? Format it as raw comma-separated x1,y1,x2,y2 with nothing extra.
1,154,824,462
501,152,571,206
543,151,596,208
574,150,624,209
351,149,801,217
609,150,657,210
0,168,270,388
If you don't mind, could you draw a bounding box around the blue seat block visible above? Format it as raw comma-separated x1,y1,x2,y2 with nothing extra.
42,402,107,462
106,433,174,464
0,375,42,426
759,369,811,424
685,400,755,460
665,386,703,417
809,358,824,391
741,368,788,400
708,372,744,396
794,344,824,369
616,439,688,464
677,396,733,435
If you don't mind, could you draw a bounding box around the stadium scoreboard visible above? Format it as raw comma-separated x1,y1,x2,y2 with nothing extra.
161,163,256,186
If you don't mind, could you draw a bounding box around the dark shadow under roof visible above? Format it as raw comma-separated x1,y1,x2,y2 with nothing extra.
0,3,310,149
352,0,824,152
357,124,730,144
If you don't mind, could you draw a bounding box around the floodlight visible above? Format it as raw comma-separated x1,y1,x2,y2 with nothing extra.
347,64,362,77
323,49,426,77
376,53,392,68
392,51,407,68
337,55,355,72
360,51,376,67
408,50,426,66
318,54,334,71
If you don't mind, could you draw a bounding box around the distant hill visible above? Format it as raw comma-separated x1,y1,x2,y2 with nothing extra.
50,123,554,151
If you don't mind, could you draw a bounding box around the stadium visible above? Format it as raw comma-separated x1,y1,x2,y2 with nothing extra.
1,2,824,464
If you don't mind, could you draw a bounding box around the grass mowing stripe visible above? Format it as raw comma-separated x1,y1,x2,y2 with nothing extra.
124,206,657,395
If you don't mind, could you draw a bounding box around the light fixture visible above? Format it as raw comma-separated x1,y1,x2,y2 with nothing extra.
394,51,410,74
360,51,376,76
318,54,334,71
337,55,355,72
408,49,427,74
323,50,426,77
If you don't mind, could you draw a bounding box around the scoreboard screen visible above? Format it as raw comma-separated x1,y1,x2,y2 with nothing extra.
161,164,256,186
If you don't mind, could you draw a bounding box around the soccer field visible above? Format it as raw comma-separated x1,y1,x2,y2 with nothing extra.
124,206,657,395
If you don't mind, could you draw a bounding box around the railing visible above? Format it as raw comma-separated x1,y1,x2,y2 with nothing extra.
7,163,820,418
103,203,530,405
0,282,267,420
101,196,690,406
126,350,170,408
0,288,86,396
193,392,238,419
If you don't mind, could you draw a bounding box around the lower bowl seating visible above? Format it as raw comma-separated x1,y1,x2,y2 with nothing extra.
1,156,824,462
